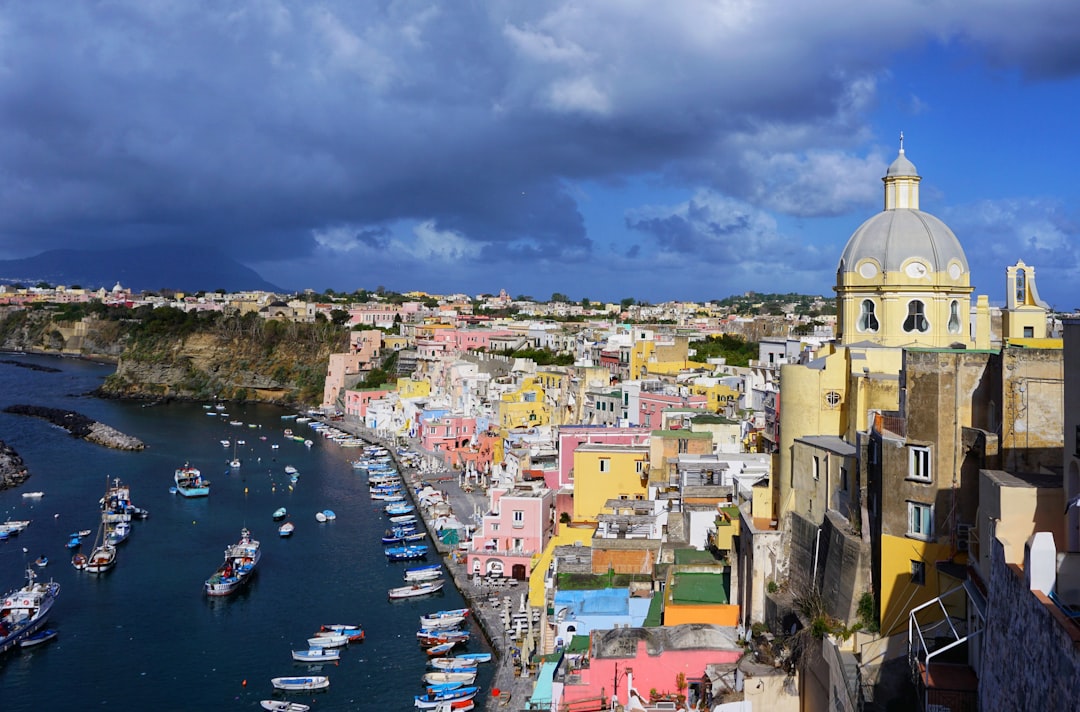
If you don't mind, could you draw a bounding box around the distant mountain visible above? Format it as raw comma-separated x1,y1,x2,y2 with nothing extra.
0,244,284,294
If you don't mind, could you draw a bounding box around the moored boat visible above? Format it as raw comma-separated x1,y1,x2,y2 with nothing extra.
306,634,348,648
278,522,295,538
272,507,287,521
174,463,210,498
404,564,442,582
19,628,57,648
388,579,444,600
260,701,310,712
1,565,61,654
291,647,341,662
423,670,477,685
204,527,261,596
385,544,428,561
270,676,329,691
425,642,456,657
419,614,465,630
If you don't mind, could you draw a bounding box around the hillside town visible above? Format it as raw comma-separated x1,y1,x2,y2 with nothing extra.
3,147,1079,711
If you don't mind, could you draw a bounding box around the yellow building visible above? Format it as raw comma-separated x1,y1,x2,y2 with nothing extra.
396,377,430,399
497,378,551,429
571,443,650,523
688,381,741,413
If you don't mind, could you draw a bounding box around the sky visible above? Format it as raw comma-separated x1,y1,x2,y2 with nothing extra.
1,2,1079,307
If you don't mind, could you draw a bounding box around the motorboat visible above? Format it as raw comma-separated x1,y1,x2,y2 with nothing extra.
388,579,444,600
419,615,465,630
18,628,58,648
273,507,287,521
291,647,341,662
260,701,310,712
174,463,210,498
278,522,295,537
105,521,131,547
270,676,329,691
385,545,428,561
404,564,442,582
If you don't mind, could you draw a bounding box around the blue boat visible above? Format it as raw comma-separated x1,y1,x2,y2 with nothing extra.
174,464,210,498
384,503,414,516
384,545,427,561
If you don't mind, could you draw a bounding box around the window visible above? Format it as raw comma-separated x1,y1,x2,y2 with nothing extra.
824,391,842,408
635,460,645,473
911,560,926,585
1024,326,1034,338
903,300,929,333
1016,268,1026,303
513,538,523,551
909,446,932,482
858,299,879,332
840,466,849,492
512,510,524,528
599,458,610,473
907,502,933,540
678,439,688,453
948,300,962,334
813,456,821,481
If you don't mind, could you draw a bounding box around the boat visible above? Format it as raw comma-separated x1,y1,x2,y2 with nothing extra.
446,652,491,664
404,564,442,582
321,509,336,521
430,654,493,670
312,627,364,643
0,520,30,537
70,553,87,570
382,531,426,545
84,503,117,575
424,670,477,685
204,527,261,596
18,628,57,648
100,477,136,521
270,676,329,691
413,686,478,709
389,514,418,525
417,630,469,647
291,647,341,662
33,555,48,568
174,463,210,498
385,545,428,561
260,701,310,712
385,503,415,516
284,465,298,475
272,507,287,521
419,615,465,630
105,520,131,546
220,440,230,447
278,522,295,538
388,580,444,600
306,634,348,648
65,535,82,550
425,642,456,657
1,565,61,654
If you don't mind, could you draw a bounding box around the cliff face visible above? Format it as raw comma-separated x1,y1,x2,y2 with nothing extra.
0,309,345,406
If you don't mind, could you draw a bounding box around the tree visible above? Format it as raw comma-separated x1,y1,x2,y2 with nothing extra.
550,292,569,303
620,297,636,309
581,297,591,310
330,309,350,326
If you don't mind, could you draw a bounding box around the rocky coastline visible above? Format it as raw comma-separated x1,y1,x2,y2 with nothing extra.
2,404,146,451
0,439,31,491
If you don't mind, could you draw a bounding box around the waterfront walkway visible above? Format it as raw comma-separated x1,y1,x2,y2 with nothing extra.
326,416,540,711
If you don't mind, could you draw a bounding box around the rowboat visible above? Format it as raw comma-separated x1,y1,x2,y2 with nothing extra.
425,642,455,657
278,522,295,537
291,647,341,662
273,507,287,521
424,670,477,685
430,654,493,670
307,634,348,648
389,580,444,599
413,686,478,709
18,628,58,648
270,676,329,691
417,630,469,646
419,615,465,630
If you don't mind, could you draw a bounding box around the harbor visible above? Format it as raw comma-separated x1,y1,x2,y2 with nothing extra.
327,415,541,711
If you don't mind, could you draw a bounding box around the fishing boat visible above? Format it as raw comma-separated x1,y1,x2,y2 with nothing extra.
278,522,295,538
291,647,341,662
84,501,117,574
272,507,287,521
423,670,477,685
260,701,310,712
204,527,261,596
0,565,61,654
404,564,442,582
174,463,210,498
388,579,444,600
100,477,136,521
18,628,57,648
270,676,330,691
419,614,465,630
385,545,428,561
425,642,456,657
105,520,131,547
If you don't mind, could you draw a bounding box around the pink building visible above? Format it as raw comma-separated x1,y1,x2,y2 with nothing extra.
556,426,651,490
322,331,383,408
638,392,708,429
557,625,742,709
467,484,554,580
420,414,477,453
343,385,393,419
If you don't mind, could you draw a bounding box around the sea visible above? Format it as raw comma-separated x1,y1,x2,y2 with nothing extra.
0,353,492,711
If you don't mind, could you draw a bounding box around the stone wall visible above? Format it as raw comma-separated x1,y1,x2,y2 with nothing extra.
979,536,1080,711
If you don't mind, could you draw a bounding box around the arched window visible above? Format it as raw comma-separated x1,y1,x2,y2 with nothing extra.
904,300,929,333
1015,268,1026,304
858,299,879,332
948,300,962,334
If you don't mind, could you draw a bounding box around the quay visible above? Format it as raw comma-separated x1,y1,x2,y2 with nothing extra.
324,416,539,711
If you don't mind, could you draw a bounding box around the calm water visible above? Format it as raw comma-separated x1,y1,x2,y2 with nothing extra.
0,354,491,710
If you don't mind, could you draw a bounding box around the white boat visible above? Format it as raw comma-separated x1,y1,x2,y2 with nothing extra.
270,676,329,691
388,580,444,600
284,465,298,475
424,670,477,685
315,511,326,523
419,614,465,630
405,565,443,582
21,491,44,499
260,701,310,712
1,566,60,654
204,527,261,597
306,634,348,648
18,628,57,648
104,520,131,547
278,522,295,537
291,647,341,662
273,507,287,521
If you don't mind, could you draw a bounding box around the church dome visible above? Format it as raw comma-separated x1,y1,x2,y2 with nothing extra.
886,150,917,177
839,209,968,274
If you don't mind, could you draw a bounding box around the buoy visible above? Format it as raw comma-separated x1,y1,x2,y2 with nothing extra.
242,679,247,687
193,520,197,525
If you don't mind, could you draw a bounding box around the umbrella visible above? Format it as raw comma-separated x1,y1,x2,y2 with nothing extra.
519,592,526,613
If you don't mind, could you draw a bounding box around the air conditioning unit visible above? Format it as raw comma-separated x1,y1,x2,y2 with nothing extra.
956,523,971,553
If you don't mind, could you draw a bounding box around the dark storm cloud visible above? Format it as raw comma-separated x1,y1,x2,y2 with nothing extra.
0,1,1077,294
